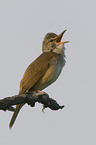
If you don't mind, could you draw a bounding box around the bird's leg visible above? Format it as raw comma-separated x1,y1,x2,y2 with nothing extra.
26,90,48,113
42,106,45,113
37,90,49,113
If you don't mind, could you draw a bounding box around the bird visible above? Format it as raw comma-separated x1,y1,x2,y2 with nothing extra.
9,30,69,129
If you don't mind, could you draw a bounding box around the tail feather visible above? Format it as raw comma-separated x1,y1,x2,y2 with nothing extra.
9,104,24,129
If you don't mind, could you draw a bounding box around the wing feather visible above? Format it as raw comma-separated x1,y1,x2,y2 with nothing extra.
19,52,54,94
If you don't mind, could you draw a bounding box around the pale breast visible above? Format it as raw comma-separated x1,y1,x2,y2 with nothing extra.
32,55,65,90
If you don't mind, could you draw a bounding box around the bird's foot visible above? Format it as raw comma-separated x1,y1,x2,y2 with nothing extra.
42,106,46,113
37,90,49,96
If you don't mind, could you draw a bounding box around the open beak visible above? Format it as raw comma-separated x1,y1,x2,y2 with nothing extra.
55,29,69,44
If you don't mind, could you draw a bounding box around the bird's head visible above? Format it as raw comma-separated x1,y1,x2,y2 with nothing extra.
42,30,69,56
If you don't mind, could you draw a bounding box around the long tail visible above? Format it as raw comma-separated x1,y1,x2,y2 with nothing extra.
9,104,24,129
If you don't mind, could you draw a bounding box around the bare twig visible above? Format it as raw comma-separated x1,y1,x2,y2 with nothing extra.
0,91,64,112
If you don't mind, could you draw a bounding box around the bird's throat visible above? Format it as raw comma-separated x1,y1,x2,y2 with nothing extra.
52,44,66,57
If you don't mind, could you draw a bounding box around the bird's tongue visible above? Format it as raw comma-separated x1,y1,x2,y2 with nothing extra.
55,34,63,42
55,30,67,43
55,30,69,44
55,32,64,43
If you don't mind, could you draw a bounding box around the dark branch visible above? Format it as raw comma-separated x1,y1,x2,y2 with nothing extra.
0,91,64,112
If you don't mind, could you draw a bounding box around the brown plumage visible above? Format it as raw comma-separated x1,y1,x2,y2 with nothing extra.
9,30,69,128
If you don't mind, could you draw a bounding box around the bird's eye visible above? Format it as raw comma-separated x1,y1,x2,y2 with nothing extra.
50,39,54,42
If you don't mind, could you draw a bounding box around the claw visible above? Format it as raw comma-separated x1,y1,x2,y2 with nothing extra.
42,106,46,113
